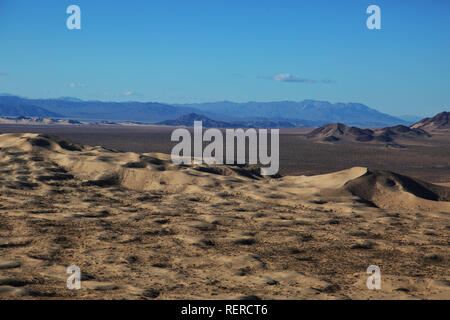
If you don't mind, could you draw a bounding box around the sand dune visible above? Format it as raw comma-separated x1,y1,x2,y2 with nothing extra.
0,133,448,299
345,169,450,212
0,117,83,126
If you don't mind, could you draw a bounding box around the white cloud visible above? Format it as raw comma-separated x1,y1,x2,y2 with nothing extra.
272,73,315,83
103,91,142,98
260,73,334,84
69,82,87,88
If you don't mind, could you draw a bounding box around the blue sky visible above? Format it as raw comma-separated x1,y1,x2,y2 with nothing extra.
0,0,449,116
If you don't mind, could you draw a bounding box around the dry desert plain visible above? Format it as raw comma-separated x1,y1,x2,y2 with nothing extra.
0,125,449,299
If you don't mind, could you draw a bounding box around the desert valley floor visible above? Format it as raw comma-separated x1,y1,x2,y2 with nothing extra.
0,128,449,299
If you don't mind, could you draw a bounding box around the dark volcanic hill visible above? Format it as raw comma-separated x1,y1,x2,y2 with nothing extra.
158,113,232,127
306,123,431,147
411,111,449,131
306,123,374,142
377,125,431,141
157,113,311,128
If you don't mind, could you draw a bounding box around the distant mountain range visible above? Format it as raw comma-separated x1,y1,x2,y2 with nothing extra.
0,94,438,127
0,99,63,118
177,100,408,127
0,95,197,122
